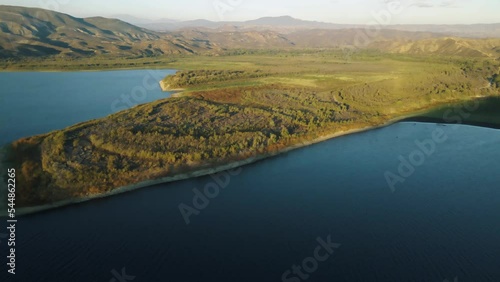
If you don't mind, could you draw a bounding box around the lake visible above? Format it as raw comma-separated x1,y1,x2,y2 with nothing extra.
0,69,176,145
1,70,500,282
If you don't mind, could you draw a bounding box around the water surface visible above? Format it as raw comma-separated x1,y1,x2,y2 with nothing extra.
1,71,499,282
0,69,176,145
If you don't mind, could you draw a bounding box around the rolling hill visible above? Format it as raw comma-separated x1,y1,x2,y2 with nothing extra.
1,5,499,60
286,29,443,48
370,37,500,58
134,15,500,39
135,15,352,32
0,5,221,58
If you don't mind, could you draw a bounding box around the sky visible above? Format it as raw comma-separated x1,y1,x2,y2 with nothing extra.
0,0,499,24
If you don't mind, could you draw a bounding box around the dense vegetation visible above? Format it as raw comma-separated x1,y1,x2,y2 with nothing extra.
4,51,500,207
492,73,500,88
161,70,268,89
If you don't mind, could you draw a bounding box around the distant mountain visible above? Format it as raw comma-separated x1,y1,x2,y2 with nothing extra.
389,24,500,39
139,19,226,31
138,15,500,38
171,28,500,59
1,6,499,60
0,5,220,58
111,14,179,27
110,14,158,25
137,16,352,32
175,29,295,49
371,37,500,58
286,29,443,48
244,16,344,29
174,28,444,50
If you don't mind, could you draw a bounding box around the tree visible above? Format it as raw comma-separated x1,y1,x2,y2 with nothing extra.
280,126,290,138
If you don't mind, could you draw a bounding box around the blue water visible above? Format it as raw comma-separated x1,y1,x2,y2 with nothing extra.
1,71,500,282
0,69,176,145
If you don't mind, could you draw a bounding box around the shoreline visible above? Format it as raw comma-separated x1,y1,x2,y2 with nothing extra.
3,65,231,74
0,67,177,73
399,116,500,130
1,115,409,218
2,97,498,217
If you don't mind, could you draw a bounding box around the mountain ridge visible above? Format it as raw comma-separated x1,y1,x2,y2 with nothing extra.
132,14,500,38
0,5,222,58
1,5,499,60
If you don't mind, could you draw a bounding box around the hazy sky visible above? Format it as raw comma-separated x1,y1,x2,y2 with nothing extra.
1,0,499,24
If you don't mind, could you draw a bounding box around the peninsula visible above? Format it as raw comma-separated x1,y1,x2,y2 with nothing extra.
2,50,499,215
